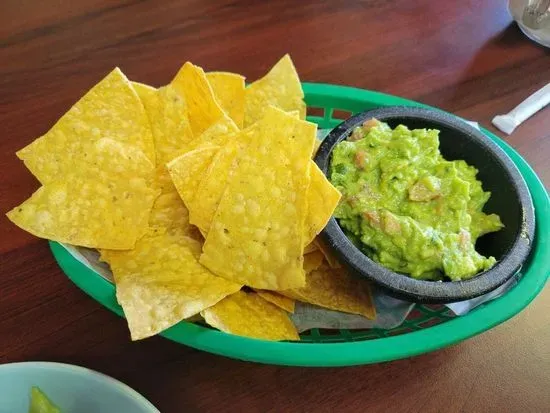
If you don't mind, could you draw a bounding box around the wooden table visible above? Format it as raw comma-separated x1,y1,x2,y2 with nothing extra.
1,1,549,412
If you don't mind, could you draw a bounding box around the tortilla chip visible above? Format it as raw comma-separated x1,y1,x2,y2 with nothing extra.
17,68,155,184
182,115,239,154
148,191,189,230
201,291,299,341
244,55,306,126
312,138,321,156
131,81,156,101
182,159,337,243
136,84,194,166
304,163,342,245
101,230,241,340
188,135,245,234
287,110,300,119
283,265,376,319
255,290,295,313
7,139,158,249
303,250,325,273
179,129,337,242
148,190,202,241
316,238,342,268
167,146,219,214
200,107,316,290
206,71,246,128
151,166,176,195
303,243,319,254
171,62,232,137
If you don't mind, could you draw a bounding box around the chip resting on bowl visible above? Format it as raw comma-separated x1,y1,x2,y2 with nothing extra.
244,54,306,126
17,68,155,184
7,138,158,250
101,230,241,340
201,291,299,341
171,137,339,243
304,163,342,245
200,107,316,290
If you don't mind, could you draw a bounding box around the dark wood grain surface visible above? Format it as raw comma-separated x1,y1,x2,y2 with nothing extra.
1,1,549,412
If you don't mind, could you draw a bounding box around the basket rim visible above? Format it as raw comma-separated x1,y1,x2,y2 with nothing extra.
49,82,549,367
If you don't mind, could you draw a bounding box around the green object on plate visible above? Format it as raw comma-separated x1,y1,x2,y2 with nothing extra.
0,362,159,412
29,387,61,413
330,121,502,281
49,83,550,367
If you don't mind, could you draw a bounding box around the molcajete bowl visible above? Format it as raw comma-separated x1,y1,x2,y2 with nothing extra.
314,106,535,303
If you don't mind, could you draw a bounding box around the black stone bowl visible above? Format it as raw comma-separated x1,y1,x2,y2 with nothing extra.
314,106,535,303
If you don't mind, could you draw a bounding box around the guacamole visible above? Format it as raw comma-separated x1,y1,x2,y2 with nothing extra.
330,119,503,281
28,387,61,413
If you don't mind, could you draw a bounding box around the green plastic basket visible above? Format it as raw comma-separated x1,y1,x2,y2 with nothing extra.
49,83,549,366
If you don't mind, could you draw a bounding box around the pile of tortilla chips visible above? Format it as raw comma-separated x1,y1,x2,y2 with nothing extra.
7,55,376,342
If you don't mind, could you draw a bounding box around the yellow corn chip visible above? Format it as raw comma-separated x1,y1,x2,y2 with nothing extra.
148,191,189,230
17,68,155,184
171,62,233,137
101,230,241,340
244,54,306,127
312,138,321,156
200,107,316,290
303,250,325,273
136,84,194,166
131,81,156,101
131,81,190,191
316,238,342,268
255,290,295,313
304,163,342,245
283,265,376,319
206,71,246,128
167,146,219,213
304,242,319,254
188,157,336,242
201,291,299,341
148,190,201,241
7,139,158,249
152,166,177,195
182,115,239,154
188,135,245,234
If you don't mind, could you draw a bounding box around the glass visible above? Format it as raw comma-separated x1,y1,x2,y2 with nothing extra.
509,0,550,47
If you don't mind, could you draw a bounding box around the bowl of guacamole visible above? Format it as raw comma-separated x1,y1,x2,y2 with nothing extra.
315,106,534,303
